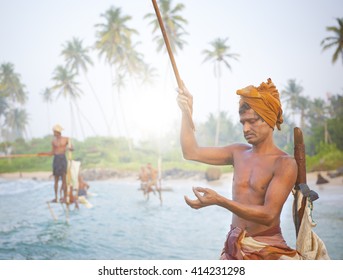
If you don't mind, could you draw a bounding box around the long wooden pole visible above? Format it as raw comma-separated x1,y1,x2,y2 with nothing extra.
0,154,51,159
151,0,195,130
65,139,73,224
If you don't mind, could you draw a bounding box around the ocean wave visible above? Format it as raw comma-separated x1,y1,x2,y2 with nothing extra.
0,180,49,196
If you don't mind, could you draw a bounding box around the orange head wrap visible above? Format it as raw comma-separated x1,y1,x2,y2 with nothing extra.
236,78,283,130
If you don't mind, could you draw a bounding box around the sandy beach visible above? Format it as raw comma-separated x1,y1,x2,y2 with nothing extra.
0,170,342,189
0,171,53,181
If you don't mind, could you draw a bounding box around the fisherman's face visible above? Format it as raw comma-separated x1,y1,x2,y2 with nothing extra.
53,130,61,137
239,109,271,145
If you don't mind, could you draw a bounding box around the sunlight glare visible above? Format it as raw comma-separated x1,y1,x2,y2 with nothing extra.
125,89,179,140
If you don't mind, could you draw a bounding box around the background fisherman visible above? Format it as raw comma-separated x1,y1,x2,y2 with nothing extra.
39,124,73,203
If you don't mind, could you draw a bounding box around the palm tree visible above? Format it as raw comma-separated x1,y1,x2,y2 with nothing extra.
0,63,27,105
40,87,53,132
328,93,343,118
327,93,343,149
51,66,81,101
298,96,310,132
0,96,8,117
50,65,86,138
95,6,138,66
61,37,93,73
273,113,294,153
61,37,111,135
281,79,303,123
202,37,239,145
0,62,28,142
281,79,309,131
308,98,331,144
120,41,145,79
95,6,143,146
0,96,9,142
4,108,29,141
321,18,343,65
140,62,158,86
144,0,188,54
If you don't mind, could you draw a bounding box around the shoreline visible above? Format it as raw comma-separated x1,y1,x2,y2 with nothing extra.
0,170,342,188
0,171,53,181
0,171,138,183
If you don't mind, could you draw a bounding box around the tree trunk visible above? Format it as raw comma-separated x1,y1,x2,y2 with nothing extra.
214,62,221,146
84,73,111,136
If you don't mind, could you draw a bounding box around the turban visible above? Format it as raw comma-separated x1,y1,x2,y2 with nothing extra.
236,78,283,130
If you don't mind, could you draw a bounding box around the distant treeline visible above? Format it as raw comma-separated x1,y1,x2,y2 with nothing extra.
1,103,343,174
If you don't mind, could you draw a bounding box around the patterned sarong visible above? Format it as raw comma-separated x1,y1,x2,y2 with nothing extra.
220,225,300,260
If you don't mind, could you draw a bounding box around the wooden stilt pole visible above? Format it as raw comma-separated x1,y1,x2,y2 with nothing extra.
47,202,58,221
293,127,305,237
293,127,319,237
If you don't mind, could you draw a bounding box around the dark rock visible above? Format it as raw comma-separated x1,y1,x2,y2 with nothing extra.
205,167,222,181
327,166,343,178
316,173,329,185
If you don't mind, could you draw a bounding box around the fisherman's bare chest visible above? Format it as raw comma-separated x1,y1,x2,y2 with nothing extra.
52,136,67,149
232,152,279,194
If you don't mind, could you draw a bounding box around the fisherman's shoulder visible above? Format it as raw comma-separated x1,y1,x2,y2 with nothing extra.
223,143,251,154
275,153,297,171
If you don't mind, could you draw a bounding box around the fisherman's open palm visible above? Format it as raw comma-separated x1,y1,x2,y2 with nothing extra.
184,187,219,209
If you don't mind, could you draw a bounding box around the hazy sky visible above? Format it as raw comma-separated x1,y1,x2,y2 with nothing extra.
1,0,342,141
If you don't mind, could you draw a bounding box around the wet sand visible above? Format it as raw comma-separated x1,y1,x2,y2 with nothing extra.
0,170,342,189
0,171,52,180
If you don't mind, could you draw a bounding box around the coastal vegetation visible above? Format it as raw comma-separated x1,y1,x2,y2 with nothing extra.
0,110,342,174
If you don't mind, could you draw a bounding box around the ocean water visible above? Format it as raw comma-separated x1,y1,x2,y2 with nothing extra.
0,177,342,260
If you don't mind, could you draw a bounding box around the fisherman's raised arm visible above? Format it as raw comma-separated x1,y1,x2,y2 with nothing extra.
177,83,238,165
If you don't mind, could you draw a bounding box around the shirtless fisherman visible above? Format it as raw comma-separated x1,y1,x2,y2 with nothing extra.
39,124,73,203
177,78,301,259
